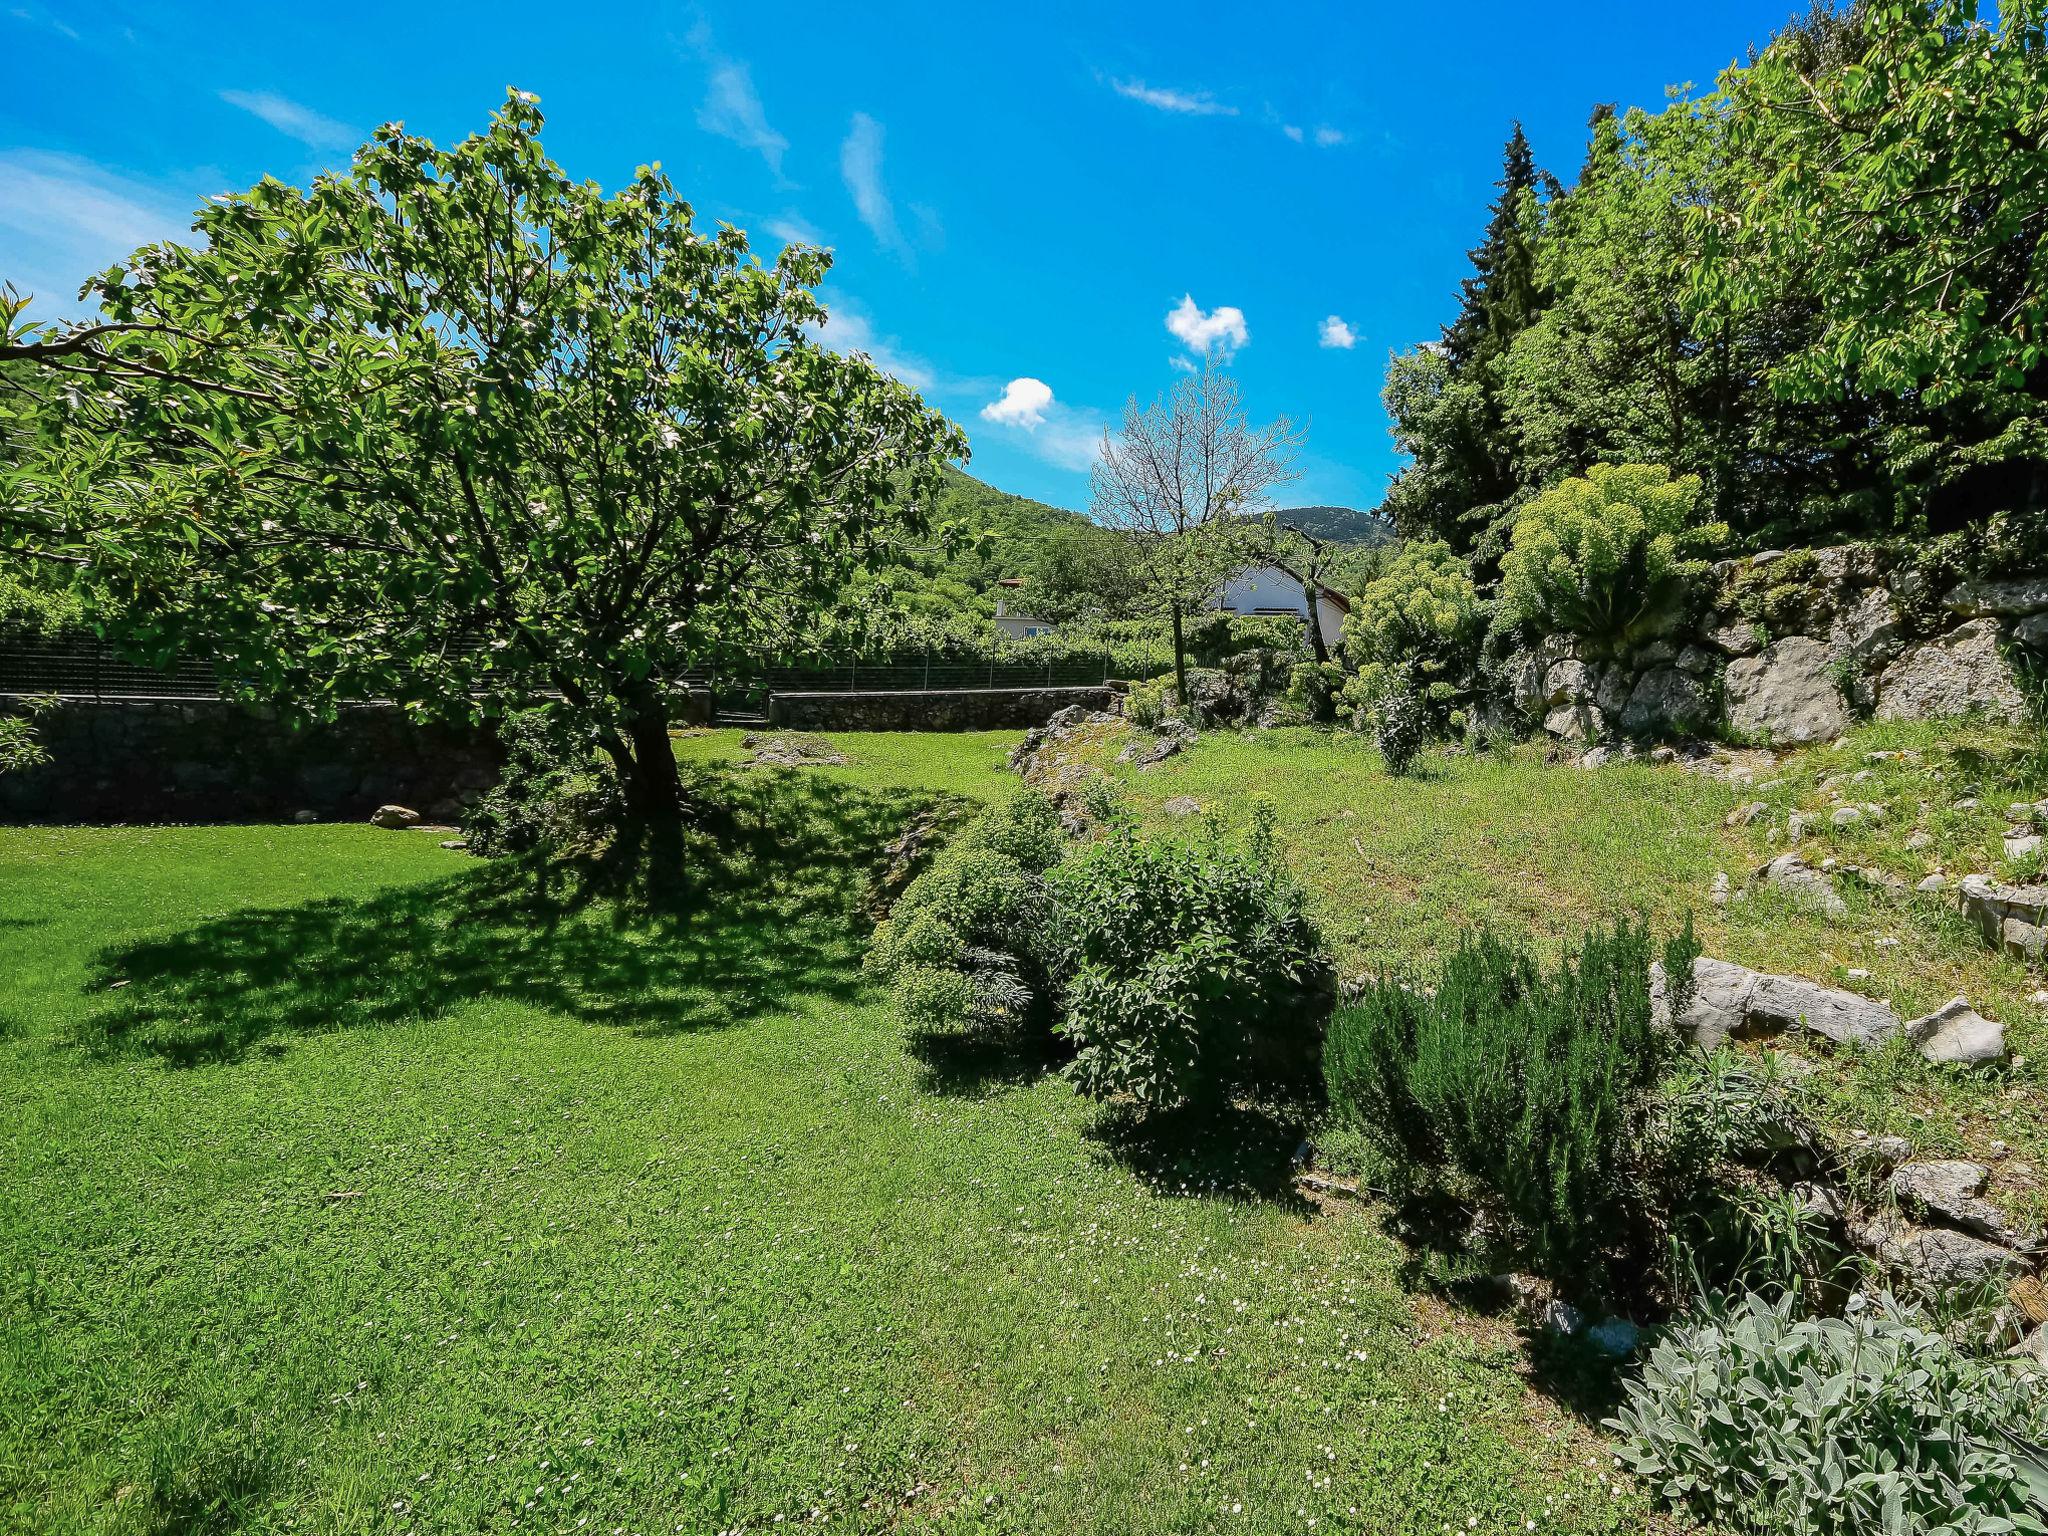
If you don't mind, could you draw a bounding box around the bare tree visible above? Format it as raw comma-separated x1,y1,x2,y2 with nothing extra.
1090,365,1303,700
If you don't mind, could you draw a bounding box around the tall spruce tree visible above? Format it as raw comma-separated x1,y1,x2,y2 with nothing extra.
1443,124,1545,374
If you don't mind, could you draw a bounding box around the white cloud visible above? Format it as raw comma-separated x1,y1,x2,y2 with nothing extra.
1165,293,1249,360
1111,78,1236,117
840,112,907,258
981,377,1053,429
219,89,358,152
0,151,194,318
1318,314,1357,349
763,211,826,248
974,377,1102,469
1313,125,1347,148
700,62,788,176
803,301,935,392
684,23,789,178
1282,124,1305,143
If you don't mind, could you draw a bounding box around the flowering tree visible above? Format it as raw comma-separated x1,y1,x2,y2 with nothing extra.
0,91,963,830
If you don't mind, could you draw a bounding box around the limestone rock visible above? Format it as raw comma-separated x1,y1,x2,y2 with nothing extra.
1850,1214,2028,1289
292,809,318,824
370,804,420,829
1757,852,1848,918
2018,611,2048,653
1827,583,1903,666
1544,702,1606,741
1725,800,1769,828
1876,618,2028,724
1889,1160,2023,1245
1585,1317,1641,1358
1956,874,2048,960
1162,795,1202,818
1724,637,1848,744
1704,616,1762,657
1916,874,1948,894
1655,954,1900,1050
1620,666,1710,736
1944,575,2048,618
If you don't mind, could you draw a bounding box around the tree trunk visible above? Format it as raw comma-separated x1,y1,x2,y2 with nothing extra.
1170,602,1188,706
621,683,683,827
1303,582,1329,666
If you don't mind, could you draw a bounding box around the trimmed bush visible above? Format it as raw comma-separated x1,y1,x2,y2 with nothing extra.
866,789,1065,1031
1049,802,1332,1112
1499,463,1727,655
1612,1289,2048,1535
1324,919,1698,1290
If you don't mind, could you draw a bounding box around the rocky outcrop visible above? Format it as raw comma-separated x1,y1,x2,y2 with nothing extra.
1875,618,2029,724
1723,637,1849,745
1525,541,2048,748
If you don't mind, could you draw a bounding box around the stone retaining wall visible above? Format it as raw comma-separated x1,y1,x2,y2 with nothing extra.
1518,544,2047,745
767,685,1115,732
0,697,501,824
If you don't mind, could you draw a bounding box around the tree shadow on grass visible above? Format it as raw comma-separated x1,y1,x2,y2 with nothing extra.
904,1020,1069,1098
1083,1099,1314,1208
84,767,966,1066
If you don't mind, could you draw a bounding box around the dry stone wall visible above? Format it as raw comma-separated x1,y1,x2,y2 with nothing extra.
1519,544,2046,745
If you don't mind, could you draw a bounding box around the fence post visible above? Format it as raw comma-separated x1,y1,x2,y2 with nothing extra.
923,646,931,692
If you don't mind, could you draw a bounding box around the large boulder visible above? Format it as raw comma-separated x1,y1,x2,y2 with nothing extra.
1654,954,1901,1050
1620,666,1711,736
1956,874,2048,960
1889,1160,2025,1245
1723,636,1848,744
1905,996,2007,1066
1875,618,2029,724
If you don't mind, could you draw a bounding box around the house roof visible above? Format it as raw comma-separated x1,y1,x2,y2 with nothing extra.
1266,558,1351,612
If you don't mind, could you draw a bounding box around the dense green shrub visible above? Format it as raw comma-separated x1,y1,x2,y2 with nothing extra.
1285,660,1344,725
1185,611,1308,669
464,709,622,858
866,789,1065,1030
1324,918,1698,1290
1612,1289,2048,1536
1374,689,1427,775
1337,540,1486,735
1049,802,1332,1112
1500,464,1727,656
1122,677,1174,730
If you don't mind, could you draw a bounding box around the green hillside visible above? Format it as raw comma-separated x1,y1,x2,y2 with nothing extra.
1266,504,1395,546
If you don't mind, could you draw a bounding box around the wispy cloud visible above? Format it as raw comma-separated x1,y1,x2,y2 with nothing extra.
0,151,193,317
804,300,935,393
1318,314,1357,349
1312,125,1347,148
840,112,908,259
763,211,827,249
683,21,790,179
1110,77,1237,117
219,89,358,152
1165,294,1249,361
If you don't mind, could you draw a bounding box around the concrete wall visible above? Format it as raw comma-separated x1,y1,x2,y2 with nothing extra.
767,685,1114,732
0,697,501,824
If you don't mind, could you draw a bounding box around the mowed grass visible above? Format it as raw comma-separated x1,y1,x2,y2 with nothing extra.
0,732,1643,1536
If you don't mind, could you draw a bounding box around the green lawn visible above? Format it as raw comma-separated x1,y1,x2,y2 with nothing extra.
0,733,1643,1536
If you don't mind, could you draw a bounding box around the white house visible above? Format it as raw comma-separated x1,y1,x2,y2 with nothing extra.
993,578,1056,640
1212,561,1350,653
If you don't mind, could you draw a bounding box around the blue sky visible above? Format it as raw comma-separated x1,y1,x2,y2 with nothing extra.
3,1,1801,513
